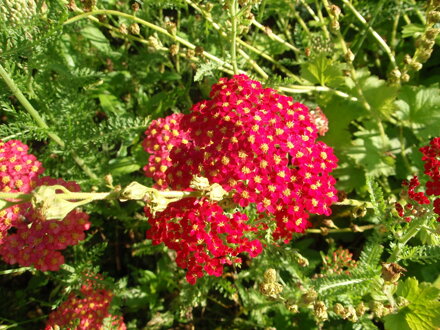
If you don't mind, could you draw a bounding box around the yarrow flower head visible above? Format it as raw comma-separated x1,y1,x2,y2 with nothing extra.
45,274,126,330
142,75,339,283
0,140,43,243
0,140,91,270
395,137,440,222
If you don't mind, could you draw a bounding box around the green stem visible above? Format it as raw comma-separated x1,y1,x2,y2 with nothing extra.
230,0,239,75
342,0,397,69
64,9,235,73
306,224,375,234
0,63,98,179
335,199,373,208
387,218,427,263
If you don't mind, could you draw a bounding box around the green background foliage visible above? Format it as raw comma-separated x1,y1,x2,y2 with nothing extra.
0,0,439,328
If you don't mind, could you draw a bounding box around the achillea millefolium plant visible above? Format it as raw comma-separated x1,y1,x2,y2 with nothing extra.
0,0,440,329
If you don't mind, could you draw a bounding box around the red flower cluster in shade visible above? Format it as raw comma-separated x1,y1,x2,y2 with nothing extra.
45,274,126,330
142,75,338,283
0,140,90,270
145,198,262,284
396,138,440,222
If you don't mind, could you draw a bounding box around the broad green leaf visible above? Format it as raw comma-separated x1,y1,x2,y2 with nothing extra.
384,311,412,330
320,96,367,148
300,54,345,87
347,127,399,177
359,75,399,120
395,85,440,139
80,26,113,55
386,277,440,330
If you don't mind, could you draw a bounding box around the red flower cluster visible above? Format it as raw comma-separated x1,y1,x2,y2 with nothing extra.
0,140,90,270
396,138,440,222
45,274,126,330
0,140,43,243
145,198,262,284
143,75,339,282
142,113,189,188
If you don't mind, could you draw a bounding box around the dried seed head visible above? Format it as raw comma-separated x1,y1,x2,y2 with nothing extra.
382,263,407,283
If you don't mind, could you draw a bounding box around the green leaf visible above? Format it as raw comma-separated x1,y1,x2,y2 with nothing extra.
347,127,399,177
300,54,345,87
98,93,125,115
395,85,440,139
108,157,141,176
80,25,113,55
320,96,367,148
401,24,425,39
385,277,440,330
358,75,399,120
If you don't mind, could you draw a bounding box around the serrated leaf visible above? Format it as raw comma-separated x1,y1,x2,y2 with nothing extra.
347,128,399,177
300,53,345,87
359,75,398,120
395,85,440,139
386,277,440,330
320,96,367,148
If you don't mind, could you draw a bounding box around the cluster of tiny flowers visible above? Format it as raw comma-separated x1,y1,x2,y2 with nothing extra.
0,140,43,243
143,75,338,283
45,274,126,330
0,140,91,270
142,113,189,188
395,138,440,222
319,247,357,276
145,198,262,284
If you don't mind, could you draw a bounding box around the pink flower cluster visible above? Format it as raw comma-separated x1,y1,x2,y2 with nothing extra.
0,140,90,271
145,198,262,284
143,75,339,283
45,274,126,330
396,138,440,222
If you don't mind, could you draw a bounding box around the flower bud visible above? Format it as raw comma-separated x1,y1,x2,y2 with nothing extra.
356,302,367,316
345,306,358,322
263,268,277,283
169,44,179,56
314,301,328,321
330,5,341,17
427,10,440,23
119,23,128,35
147,36,161,51
301,289,318,305
333,303,345,317
131,2,140,11
190,176,210,190
401,73,410,82
425,28,440,40
129,23,140,35
345,49,355,63
207,183,228,202
370,301,385,318
165,21,177,36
